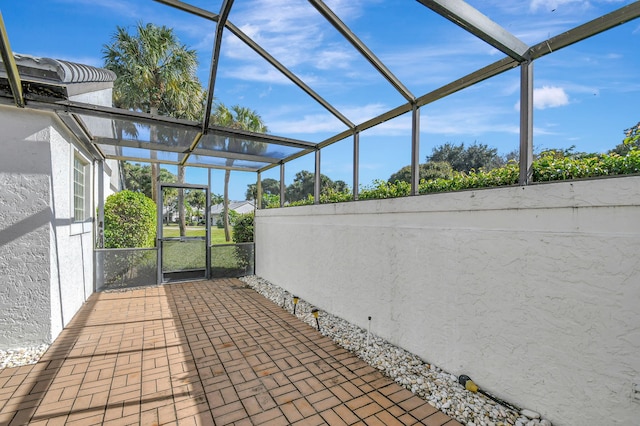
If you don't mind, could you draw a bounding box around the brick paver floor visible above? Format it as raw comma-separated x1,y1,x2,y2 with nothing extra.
0,279,461,425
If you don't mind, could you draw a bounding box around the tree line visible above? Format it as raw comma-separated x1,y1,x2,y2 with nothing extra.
103,22,267,241
248,122,640,205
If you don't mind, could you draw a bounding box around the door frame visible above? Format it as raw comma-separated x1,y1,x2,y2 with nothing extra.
157,182,210,284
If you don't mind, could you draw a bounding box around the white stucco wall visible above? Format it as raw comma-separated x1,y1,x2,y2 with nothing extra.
255,177,640,425
0,107,53,347
0,104,101,349
48,125,94,340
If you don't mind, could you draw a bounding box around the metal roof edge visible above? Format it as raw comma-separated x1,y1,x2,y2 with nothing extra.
0,53,116,84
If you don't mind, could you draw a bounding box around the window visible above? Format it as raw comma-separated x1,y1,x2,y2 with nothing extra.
73,154,89,221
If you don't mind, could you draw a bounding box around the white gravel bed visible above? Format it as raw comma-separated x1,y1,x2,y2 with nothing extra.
0,345,49,370
240,275,552,426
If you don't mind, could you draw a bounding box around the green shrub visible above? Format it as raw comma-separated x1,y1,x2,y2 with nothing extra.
216,209,239,228
264,151,639,208
419,162,519,194
232,212,254,243
533,150,640,181
320,187,353,204
360,179,411,200
104,190,156,248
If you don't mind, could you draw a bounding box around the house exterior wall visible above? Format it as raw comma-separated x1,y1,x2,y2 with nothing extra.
0,107,54,347
0,91,114,348
255,177,640,426
48,125,94,340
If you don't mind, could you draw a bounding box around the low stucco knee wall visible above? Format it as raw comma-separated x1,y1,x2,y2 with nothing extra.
255,177,640,425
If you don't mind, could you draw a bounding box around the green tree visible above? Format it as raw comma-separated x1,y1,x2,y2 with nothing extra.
211,193,224,206
428,142,504,172
216,209,239,228
185,189,206,224
122,162,177,199
103,22,204,237
388,161,453,184
210,103,268,241
246,178,280,201
103,22,203,121
104,190,157,248
285,170,346,202
121,162,178,225
610,121,640,155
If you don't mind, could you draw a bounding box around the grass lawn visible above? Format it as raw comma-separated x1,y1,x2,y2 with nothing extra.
160,226,251,273
162,225,229,245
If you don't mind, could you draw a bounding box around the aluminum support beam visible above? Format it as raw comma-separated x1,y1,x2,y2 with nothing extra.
314,150,321,205
317,56,518,151
353,131,360,201
201,0,234,133
154,0,354,129
55,113,104,161
280,163,285,208
256,172,262,209
96,160,105,249
93,136,281,165
35,100,316,150
308,0,415,102
190,149,282,165
529,2,640,60
519,61,533,185
179,132,203,166
416,0,529,61
225,21,355,129
153,0,218,21
0,12,24,107
208,167,212,218
411,105,420,196
106,154,261,172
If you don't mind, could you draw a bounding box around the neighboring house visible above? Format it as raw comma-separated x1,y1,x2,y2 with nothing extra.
0,54,119,349
211,200,255,225
211,200,254,216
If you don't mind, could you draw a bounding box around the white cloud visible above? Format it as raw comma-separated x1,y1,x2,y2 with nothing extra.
219,0,370,87
268,113,347,134
514,85,570,110
423,106,520,136
223,65,293,85
266,102,392,135
533,86,570,109
314,47,354,70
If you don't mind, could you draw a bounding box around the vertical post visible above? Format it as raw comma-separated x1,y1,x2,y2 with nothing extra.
519,60,534,185
156,183,163,285
94,160,105,292
411,104,420,195
256,171,263,210
207,168,212,279
353,131,360,201
279,163,285,208
96,160,105,249
208,167,212,219
205,186,211,279
314,149,321,205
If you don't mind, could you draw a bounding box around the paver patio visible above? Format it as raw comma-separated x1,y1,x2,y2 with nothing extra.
0,278,461,425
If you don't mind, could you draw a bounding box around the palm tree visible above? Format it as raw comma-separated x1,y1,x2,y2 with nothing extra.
211,104,268,241
103,22,204,238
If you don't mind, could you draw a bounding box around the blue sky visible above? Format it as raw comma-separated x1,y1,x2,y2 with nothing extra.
2,0,639,200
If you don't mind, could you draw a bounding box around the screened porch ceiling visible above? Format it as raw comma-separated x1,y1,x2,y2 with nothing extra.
1,1,639,174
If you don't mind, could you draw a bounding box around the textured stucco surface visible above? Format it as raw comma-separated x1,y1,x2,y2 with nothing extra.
255,177,640,426
48,125,94,340
0,108,53,347
0,105,98,349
